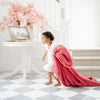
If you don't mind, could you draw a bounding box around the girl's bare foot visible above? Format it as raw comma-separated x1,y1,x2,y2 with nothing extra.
45,81,52,85
54,83,61,87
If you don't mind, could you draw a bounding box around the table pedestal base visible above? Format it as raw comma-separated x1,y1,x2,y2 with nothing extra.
0,46,44,80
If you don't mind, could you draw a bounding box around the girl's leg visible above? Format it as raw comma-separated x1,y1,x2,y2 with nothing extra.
53,75,61,87
45,72,53,85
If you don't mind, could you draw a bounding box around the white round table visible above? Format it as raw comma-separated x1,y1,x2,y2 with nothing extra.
0,41,43,80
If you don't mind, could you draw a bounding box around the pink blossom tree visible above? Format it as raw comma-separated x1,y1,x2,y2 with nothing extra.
0,1,48,32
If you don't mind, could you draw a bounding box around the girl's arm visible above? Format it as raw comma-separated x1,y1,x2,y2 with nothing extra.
42,50,47,61
59,45,63,47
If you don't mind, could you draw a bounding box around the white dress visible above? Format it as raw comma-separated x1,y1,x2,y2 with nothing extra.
43,42,59,72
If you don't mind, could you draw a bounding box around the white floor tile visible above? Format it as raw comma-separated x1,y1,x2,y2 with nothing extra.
32,78,48,83
23,90,49,98
82,90,100,99
0,90,19,99
3,84,24,90
28,83,49,89
53,90,78,98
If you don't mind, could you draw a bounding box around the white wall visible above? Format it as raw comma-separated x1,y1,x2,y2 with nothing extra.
95,0,100,47
70,0,100,48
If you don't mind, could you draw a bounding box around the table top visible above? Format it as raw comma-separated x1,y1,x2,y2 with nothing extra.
0,41,42,47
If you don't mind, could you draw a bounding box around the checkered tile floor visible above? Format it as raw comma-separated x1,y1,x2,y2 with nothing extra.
0,72,100,100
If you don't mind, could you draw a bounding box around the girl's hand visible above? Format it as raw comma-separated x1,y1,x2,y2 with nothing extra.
42,56,45,61
59,45,63,47
42,50,47,61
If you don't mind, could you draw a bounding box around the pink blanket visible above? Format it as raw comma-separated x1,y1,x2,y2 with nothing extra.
53,46,100,86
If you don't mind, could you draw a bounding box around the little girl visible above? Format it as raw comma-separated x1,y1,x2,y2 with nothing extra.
41,32,100,87
41,31,61,87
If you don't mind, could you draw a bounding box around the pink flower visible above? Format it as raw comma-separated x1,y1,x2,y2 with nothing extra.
13,21,19,26
9,1,23,13
0,1,48,32
28,3,34,9
1,1,8,6
24,7,31,15
0,21,6,32
8,17,13,24
20,16,27,27
17,13,23,21
3,16,8,21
